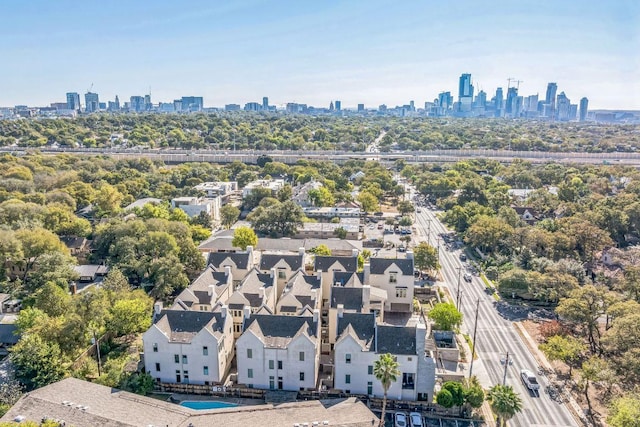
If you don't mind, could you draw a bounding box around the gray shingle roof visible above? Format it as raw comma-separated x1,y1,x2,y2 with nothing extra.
244,314,319,348
376,325,416,355
0,323,19,345
336,313,376,350
332,271,365,287
315,255,358,272
369,258,413,275
154,310,225,343
207,251,251,269
330,287,363,310
260,253,304,271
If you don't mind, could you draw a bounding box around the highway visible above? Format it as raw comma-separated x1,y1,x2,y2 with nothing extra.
410,189,578,427
3,146,640,166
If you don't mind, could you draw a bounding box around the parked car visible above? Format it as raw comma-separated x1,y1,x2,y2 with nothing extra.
520,369,540,391
459,253,467,261
394,412,408,427
463,273,472,282
409,412,424,427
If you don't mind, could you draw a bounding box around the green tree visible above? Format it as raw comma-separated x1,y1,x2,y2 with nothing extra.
334,227,347,239
580,356,605,417
108,294,153,336
277,184,293,202
374,353,400,427
220,204,241,229
398,216,413,227
436,388,454,408
464,215,513,254
101,267,130,295
10,334,66,390
487,384,523,427
539,335,586,376
251,200,305,237
308,186,335,207
441,381,465,406
413,242,440,272
232,226,258,250
608,396,640,427
428,303,463,331
357,190,379,213
398,200,414,215
34,281,72,317
463,376,485,409
311,244,332,256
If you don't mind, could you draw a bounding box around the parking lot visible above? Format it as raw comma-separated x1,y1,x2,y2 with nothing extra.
376,410,485,427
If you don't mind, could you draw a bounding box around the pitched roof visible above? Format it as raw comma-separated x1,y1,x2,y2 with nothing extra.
333,271,365,287
207,251,252,270
315,255,358,272
330,287,363,310
173,265,231,308
260,253,304,271
278,272,321,312
231,268,275,308
244,314,319,348
0,323,19,345
369,258,413,275
154,310,226,343
60,236,87,250
376,325,416,355
336,312,376,351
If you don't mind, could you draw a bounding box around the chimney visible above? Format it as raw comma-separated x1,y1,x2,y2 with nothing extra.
221,304,228,318
244,306,251,319
316,269,322,280
406,250,414,260
270,268,276,279
298,247,305,256
208,284,216,297
154,301,163,315
363,263,370,284
337,303,344,318
313,309,320,324
259,286,265,299
352,249,359,258
416,323,426,356
224,265,232,277
362,285,371,309
246,245,254,263
311,289,318,304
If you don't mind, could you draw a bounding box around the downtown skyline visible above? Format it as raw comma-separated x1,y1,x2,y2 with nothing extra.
0,0,639,110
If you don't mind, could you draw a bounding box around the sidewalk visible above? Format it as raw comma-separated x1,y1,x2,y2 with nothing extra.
514,322,589,426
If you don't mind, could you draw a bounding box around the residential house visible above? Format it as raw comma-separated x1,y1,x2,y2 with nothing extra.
194,181,238,199
292,180,323,207
276,271,322,316
71,264,109,293
235,313,321,391
259,249,305,295
315,254,359,310
365,256,414,313
242,179,285,199
512,206,540,225
227,268,277,337
171,265,233,311
60,236,89,257
207,246,255,284
142,304,234,386
172,196,221,224
333,313,436,401
349,171,365,182
123,197,162,211
0,294,11,314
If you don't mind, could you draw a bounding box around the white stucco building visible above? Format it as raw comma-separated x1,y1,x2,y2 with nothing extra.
171,265,233,311
227,267,277,337
235,313,321,391
365,256,414,313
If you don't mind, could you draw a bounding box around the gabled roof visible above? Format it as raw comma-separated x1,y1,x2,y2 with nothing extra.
336,312,376,351
208,251,251,270
173,265,231,308
260,253,304,271
376,325,416,355
333,271,365,287
0,323,19,345
330,287,363,310
243,314,319,348
60,236,87,250
369,258,413,275
280,271,321,307
154,310,226,343
315,255,358,273
234,268,275,308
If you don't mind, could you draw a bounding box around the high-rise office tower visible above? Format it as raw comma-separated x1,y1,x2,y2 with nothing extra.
263,97,269,110
545,83,558,117
458,73,474,112
556,92,571,121
66,92,81,111
357,104,365,112
335,100,341,111
409,100,415,111
115,95,120,110
84,92,100,113
474,90,487,108
505,87,518,116
329,101,334,111
494,87,504,117
438,91,453,114
181,96,203,112
144,94,152,111
579,97,589,121
130,96,145,112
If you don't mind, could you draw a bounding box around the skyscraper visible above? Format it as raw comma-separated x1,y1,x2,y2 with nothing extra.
130,96,145,112
181,96,203,112
66,92,81,111
334,100,341,111
579,97,589,121
474,90,487,109
505,87,518,116
545,83,558,117
84,92,100,113
494,87,504,117
263,97,269,110
357,104,365,112
458,73,474,112
144,94,152,111
438,91,453,115
556,92,571,121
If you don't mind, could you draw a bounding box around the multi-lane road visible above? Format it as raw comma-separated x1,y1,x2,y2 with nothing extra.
409,187,578,427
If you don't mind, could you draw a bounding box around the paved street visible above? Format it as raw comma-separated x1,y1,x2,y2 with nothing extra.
409,187,578,427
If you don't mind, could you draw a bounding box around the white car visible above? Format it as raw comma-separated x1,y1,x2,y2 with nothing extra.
409,412,423,427
520,369,540,391
394,412,408,427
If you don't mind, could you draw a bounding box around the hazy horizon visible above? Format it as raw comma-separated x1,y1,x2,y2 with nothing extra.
1,0,638,110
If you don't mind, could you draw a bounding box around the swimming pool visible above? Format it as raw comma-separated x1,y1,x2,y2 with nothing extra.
180,400,239,410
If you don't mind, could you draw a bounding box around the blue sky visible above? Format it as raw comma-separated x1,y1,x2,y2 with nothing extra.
0,0,638,109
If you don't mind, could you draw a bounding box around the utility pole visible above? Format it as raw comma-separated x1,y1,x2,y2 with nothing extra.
92,330,102,377
468,298,480,379
502,351,510,386
456,267,462,309
426,219,432,246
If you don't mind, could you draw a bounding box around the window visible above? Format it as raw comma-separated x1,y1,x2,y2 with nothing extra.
299,372,305,381
155,363,161,372
278,269,286,279
402,373,415,390
389,272,398,283
247,348,253,359
234,324,242,333
203,366,209,375
345,354,351,364
278,360,283,370
174,354,179,363
299,351,305,362
368,365,373,375
152,343,158,353
203,346,208,356
367,381,373,395
345,374,351,384
182,355,188,364
269,376,275,389
248,369,254,379
396,287,407,298
269,360,274,370
183,370,189,384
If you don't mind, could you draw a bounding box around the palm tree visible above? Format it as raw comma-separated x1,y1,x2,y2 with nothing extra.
487,384,523,426
374,353,400,427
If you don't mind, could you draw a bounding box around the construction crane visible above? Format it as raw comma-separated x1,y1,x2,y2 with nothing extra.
87,83,94,93
506,78,524,90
